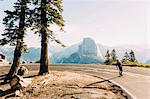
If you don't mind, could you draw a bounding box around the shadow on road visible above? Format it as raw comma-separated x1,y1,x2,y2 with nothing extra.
85,76,119,86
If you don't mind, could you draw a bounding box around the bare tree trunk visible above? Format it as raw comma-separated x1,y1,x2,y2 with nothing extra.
4,0,26,82
39,31,49,75
38,0,49,75
4,42,23,82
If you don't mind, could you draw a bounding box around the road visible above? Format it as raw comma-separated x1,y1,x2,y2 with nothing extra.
48,64,150,99
1,64,150,99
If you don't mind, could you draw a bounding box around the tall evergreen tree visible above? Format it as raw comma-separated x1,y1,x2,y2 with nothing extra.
105,50,110,60
111,49,117,61
121,51,129,64
129,50,136,62
0,0,31,82
104,50,111,65
31,0,65,75
124,51,129,60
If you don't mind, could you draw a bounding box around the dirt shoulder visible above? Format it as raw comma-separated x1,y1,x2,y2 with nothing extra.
6,71,129,99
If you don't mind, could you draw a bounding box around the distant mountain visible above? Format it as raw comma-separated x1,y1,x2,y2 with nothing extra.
52,38,104,64
0,46,64,63
51,43,79,63
0,47,14,62
146,59,150,64
0,47,41,62
52,38,150,64
0,38,149,64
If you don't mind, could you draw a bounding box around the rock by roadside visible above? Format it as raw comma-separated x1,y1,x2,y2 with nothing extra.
17,71,129,99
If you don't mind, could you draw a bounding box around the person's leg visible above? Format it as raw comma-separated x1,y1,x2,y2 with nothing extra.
118,71,121,77
120,71,123,76
118,71,122,77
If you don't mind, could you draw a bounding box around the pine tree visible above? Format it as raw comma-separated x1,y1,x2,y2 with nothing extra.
31,0,65,75
124,51,129,60
0,0,31,82
105,50,110,60
129,50,136,62
123,52,130,60
104,50,111,65
121,51,129,64
111,49,117,61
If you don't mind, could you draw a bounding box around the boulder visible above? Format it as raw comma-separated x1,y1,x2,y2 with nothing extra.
9,66,31,91
16,66,28,76
15,89,23,97
9,75,22,90
9,75,32,90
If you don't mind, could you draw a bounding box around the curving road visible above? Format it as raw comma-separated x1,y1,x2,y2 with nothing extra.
47,64,150,99
1,64,150,99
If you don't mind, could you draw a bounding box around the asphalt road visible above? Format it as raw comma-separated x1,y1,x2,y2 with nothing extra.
1,64,150,99
48,64,150,99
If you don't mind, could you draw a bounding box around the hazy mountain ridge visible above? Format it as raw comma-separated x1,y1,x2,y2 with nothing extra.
146,59,150,64
0,38,149,64
0,46,64,63
52,38,104,64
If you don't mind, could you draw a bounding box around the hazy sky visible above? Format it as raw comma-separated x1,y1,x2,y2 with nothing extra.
0,0,150,48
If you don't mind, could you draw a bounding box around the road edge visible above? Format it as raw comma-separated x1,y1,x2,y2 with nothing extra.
97,75,136,99
83,73,135,99
109,78,136,99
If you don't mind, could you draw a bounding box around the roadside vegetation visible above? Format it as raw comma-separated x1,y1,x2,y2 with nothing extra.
104,49,150,68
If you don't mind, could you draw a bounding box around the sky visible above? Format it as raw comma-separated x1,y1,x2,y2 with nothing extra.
0,0,150,48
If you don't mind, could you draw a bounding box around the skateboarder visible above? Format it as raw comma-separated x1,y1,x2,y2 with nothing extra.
116,60,123,77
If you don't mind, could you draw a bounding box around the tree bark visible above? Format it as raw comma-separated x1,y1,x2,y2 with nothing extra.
4,42,22,82
4,0,26,82
38,0,49,75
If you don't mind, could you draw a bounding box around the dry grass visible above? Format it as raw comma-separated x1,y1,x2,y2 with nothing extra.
19,71,128,99
0,65,130,99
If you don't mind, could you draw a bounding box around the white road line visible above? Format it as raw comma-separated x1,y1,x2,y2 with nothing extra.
88,68,150,79
69,67,150,99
